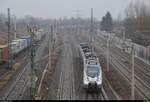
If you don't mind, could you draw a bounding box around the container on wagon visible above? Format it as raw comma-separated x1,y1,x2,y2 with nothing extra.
12,39,27,51
0,45,9,63
20,35,32,47
12,39,22,53
10,41,20,54
19,39,28,50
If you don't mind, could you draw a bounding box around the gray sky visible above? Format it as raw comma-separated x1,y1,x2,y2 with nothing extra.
0,0,150,20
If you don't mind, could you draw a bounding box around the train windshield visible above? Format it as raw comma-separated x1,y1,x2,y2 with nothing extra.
87,66,99,78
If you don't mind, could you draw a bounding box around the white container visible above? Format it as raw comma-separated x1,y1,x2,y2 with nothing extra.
12,39,26,52
19,39,28,50
10,41,20,54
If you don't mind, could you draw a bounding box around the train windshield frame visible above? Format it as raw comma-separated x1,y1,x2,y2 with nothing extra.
87,65,100,78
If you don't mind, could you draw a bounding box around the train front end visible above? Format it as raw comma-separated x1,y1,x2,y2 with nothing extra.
83,61,102,90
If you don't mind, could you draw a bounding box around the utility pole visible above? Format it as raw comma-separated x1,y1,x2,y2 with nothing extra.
107,33,110,72
74,9,81,35
30,27,36,100
131,44,135,100
49,25,53,70
90,8,94,53
7,8,12,69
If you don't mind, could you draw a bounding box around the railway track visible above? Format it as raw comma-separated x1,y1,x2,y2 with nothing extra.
97,34,150,75
79,77,116,100
94,34,150,99
111,54,150,99
78,81,104,100
56,39,75,100
107,37,150,99
83,91,102,100
111,46,150,87
0,34,48,100
0,47,32,98
110,43,150,75
1,62,30,100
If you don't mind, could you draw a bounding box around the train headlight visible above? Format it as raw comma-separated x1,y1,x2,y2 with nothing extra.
84,76,89,85
84,79,89,85
97,76,102,83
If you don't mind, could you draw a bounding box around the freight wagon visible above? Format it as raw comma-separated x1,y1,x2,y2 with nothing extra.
20,35,32,47
10,35,33,57
10,41,20,55
0,45,8,63
0,30,43,65
11,39,26,54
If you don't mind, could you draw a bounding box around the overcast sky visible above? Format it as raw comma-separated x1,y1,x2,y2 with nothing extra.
0,0,150,20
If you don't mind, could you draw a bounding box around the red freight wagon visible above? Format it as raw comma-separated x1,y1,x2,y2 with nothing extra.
0,45,9,63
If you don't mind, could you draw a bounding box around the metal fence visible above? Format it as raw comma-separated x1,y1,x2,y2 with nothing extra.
134,43,150,64
98,31,150,65
122,40,150,64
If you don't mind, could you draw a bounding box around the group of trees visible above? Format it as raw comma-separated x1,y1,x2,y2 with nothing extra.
100,11,113,32
124,0,150,46
99,0,150,46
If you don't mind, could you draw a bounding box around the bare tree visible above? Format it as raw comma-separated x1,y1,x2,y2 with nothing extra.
124,0,150,46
